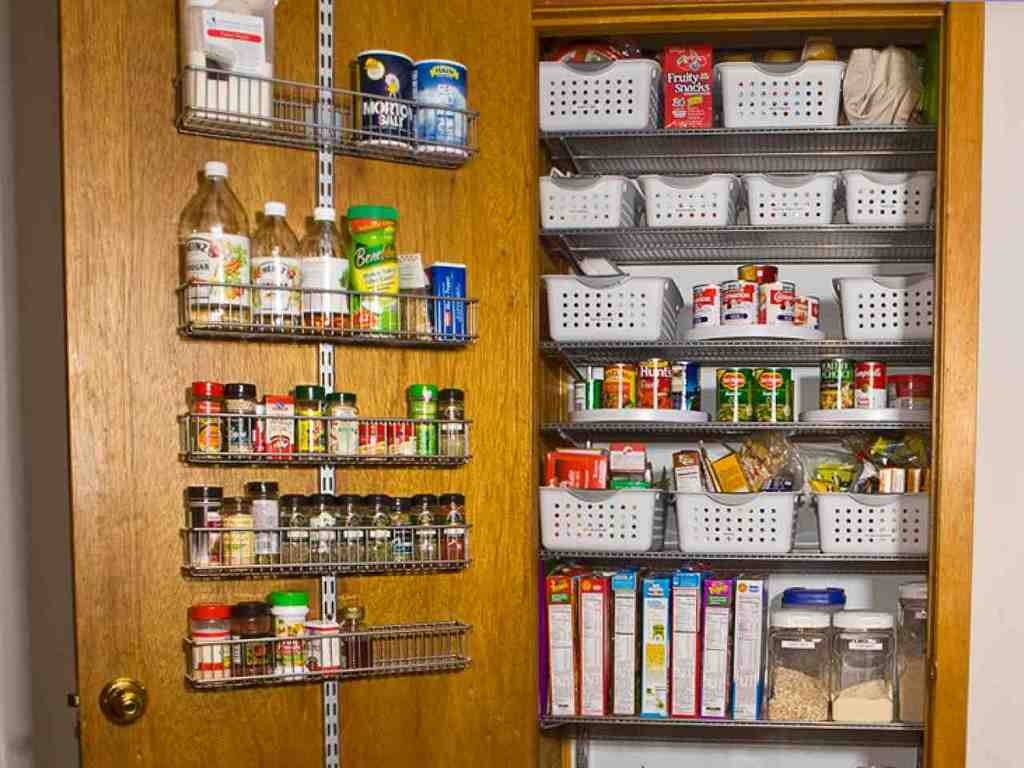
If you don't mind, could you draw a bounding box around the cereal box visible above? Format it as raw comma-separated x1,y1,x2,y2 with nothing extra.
611,570,640,716
579,574,612,716
641,573,673,718
700,578,734,718
731,578,766,720
546,568,581,715
670,571,703,718
663,45,714,129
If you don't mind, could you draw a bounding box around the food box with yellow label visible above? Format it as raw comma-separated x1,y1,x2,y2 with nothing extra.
641,573,673,718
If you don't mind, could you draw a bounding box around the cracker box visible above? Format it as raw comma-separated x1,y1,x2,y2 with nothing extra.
663,45,714,129
641,573,673,718
673,450,703,492
700,578,734,718
731,578,766,720
611,569,640,715
546,568,581,715
670,571,703,718
579,574,612,716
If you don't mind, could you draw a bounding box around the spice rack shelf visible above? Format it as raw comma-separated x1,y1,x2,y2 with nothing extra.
542,225,935,269
544,420,930,445
542,125,937,176
186,621,471,690
176,66,478,170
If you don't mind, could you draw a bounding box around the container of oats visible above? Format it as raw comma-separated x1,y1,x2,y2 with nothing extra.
767,609,832,722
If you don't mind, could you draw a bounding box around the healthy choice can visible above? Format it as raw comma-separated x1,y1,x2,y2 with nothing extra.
638,358,672,409
717,368,754,422
754,367,793,422
854,362,888,409
820,358,855,410
671,361,701,411
603,363,636,409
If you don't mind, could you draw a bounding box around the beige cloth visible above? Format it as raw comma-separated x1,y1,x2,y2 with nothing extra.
843,46,922,125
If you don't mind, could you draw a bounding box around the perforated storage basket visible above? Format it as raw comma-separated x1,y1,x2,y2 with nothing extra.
540,488,665,552
816,493,930,554
674,492,796,554
715,61,846,128
539,59,661,132
842,171,937,226
834,273,934,341
637,174,740,228
540,175,642,230
743,173,839,226
544,274,684,342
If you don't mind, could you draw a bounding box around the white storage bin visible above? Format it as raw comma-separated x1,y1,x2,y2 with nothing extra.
540,175,642,230
715,61,846,128
539,59,661,132
816,493,930,555
540,488,665,552
834,273,934,341
637,174,740,227
544,274,684,342
675,492,796,554
743,173,839,226
842,171,936,226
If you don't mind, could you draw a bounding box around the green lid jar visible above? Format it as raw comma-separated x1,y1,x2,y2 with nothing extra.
346,205,398,222
294,385,326,402
407,384,438,413
267,591,309,607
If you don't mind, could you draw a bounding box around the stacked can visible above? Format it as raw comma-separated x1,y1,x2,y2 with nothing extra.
819,359,855,410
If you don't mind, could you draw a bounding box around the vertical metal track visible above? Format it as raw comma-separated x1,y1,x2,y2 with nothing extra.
574,727,590,768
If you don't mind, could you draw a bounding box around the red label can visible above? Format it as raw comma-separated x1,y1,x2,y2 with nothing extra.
721,279,757,325
794,296,821,329
737,264,779,285
758,281,796,325
888,374,932,410
638,358,672,409
854,362,888,409
692,283,721,327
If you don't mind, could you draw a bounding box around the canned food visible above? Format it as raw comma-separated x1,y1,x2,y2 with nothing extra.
572,368,603,412
854,362,888,409
737,264,779,284
721,279,757,326
888,374,932,410
671,361,701,411
717,368,754,422
794,296,821,329
820,358,855,410
754,367,793,422
359,421,387,455
603,363,636,409
638,358,672,409
692,283,721,327
758,281,796,325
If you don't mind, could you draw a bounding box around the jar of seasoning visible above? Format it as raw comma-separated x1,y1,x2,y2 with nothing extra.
341,604,372,669
389,497,413,563
407,384,438,456
364,494,392,563
327,392,359,456
279,493,309,565
767,609,831,722
305,619,342,673
222,496,254,566
411,494,439,563
230,601,273,678
245,480,279,566
439,493,466,562
306,494,338,564
897,582,928,722
831,611,896,723
268,591,309,676
189,603,231,680
438,388,466,458
224,382,257,454
185,485,222,567
191,381,224,453
295,385,326,454
336,494,365,564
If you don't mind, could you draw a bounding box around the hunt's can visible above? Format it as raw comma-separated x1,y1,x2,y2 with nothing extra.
737,264,779,284
692,283,721,327
717,368,754,422
794,296,821,329
721,279,757,325
414,59,469,153
758,281,796,325
638,358,672,409
754,367,794,422
356,50,415,147
671,361,701,411
854,362,888,409
820,358,855,410
603,363,636,409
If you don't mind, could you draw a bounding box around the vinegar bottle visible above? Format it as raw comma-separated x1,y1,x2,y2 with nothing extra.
300,207,349,330
251,201,300,328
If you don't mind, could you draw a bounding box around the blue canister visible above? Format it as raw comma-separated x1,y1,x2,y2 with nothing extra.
427,262,468,339
356,50,414,145
413,59,469,152
671,361,701,412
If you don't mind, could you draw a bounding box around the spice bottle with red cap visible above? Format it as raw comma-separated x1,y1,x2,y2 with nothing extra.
191,381,224,453
189,603,232,680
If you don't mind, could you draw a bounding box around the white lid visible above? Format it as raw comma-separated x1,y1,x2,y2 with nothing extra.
313,206,336,222
356,49,414,63
304,619,339,630
772,609,831,629
899,582,928,601
414,58,467,69
833,610,895,630
204,161,228,179
264,201,287,217
430,262,467,269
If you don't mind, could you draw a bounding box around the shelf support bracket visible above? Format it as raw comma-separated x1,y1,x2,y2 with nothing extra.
574,726,590,768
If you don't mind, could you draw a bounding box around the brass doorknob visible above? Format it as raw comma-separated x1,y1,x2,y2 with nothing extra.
99,677,147,725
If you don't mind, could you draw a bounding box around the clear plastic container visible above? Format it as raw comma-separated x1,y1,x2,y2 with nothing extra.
189,603,232,680
831,611,896,723
301,207,349,329
365,495,393,563
781,587,846,615
305,493,337,564
897,582,928,722
767,609,832,722
411,494,439,562
389,497,414,563
252,202,301,327
268,591,309,676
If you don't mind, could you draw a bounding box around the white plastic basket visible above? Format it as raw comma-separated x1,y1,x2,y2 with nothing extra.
540,488,665,552
675,492,796,554
743,173,839,226
539,59,661,132
816,493,930,554
834,273,934,341
637,174,740,227
544,274,684,342
842,171,936,226
715,61,846,128
540,175,642,230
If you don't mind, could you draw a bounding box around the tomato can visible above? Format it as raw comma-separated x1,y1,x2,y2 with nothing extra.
638,358,672,409
602,363,636,409
820,358,855,410
721,279,757,326
854,362,888,409
671,361,701,412
888,374,932,410
358,421,388,455
717,368,754,422
758,281,796,325
754,367,793,422
692,283,721,327
794,296,821,329
737,264,779,284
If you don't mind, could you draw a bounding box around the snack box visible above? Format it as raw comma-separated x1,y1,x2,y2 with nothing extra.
663,45,713,129
673,450,703,492
641,573,673,718
545,567,586,715
670,571,703,718
611,569,640,716
579,574,612,716
610,442,648,475
731,578,766,720
545,448,608,489
263,394,294,456
700,578,734,718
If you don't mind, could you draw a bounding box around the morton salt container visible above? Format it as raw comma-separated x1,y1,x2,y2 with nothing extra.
414,59,469,155
356,50,414,147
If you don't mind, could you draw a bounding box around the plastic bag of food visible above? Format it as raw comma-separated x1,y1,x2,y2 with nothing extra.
799,444,859,493
738,433,802,492
844,432,930,470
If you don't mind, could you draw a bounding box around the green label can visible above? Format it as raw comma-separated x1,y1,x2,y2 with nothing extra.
754,367,793,422
820,358,855,410
717,368,754,422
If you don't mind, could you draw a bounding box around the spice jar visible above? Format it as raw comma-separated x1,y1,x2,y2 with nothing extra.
186,485,222,567
389,497,414,563
439,493,466,562
341,604,372,669
336,494,365,564
268,591,309,676
364,494,392,563
407,384,438,456
189,603,232,680
327,392,358,456
305,619,342,673
831,611,896,723
222,496,254,566
306,493,338,564
767,609,831,722
411,494,439,563
224,382,257,454
897,582,928,722
245,480,279,566
438,388,466,457
191,381,224,453
781,587,847,616
295,385,326,454
230,601,273,678
279,494,309,565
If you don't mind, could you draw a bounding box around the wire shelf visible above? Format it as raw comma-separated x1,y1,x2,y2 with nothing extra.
177,67,478,169
186,621,471,690
541,225,935,267
542,125,937,175
178,283,478,347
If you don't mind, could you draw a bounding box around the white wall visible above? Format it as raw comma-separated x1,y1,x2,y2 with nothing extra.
966,4,1024,766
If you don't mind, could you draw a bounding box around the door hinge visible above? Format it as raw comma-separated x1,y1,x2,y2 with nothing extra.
66,693,80,708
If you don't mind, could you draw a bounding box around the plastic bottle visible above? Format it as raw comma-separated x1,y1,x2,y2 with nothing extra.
179,161,251,324
301,207,349,329
251,202,301,327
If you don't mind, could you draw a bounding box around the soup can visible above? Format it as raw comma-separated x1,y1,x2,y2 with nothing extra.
414,59,469,153
758,281,796,325
888,374,932,410
737,264,779,284
356,50,415,147
794,296,821,329
854,362,888,409
638,358,672,409
671,361,701,411
692,283,721,327
603,363,636,409
721,279,757,326
820,358,855,410
717,368,754,422
754,367,793,422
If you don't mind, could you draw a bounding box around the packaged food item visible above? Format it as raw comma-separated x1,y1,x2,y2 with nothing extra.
407,384,439,456
348,205,400,332
301,207,349,329
906,467,925,493
844,46,922,126
414,59,469,153
820,358,855,410
753,367,793,423
638,358,672,409
579,574,612,716
609,477,652,490
721,280,758,326
603,363,636,409
731,579,765,721
739,432,801,492
801,445,859,493
701,578,734,718
794,296,821,329
671,362,701,412
662,45,713,129
641,574,673,718
428,262,468,338
263,394,294,457
610,443,647,476
717,368,754,422
888,374,932,410
545,448,609,489
855,362,888,409
703,442,752,493
546,569,581,715
191,381,224,454
692,284,721,327
762,49,799,63
611,570,640,716
802,36,838,61
294,385,326,455
547,40,643,63
757,281,796,325
252,202,301,327
574,367,604,411
737,264,779,285
673,450,703,493
356,50,415,146
879,467,907,493
670,571,703,718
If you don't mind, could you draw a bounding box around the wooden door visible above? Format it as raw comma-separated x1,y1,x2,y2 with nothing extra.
60,1,547,766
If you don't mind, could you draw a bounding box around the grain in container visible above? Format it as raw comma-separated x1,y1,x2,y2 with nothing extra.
897,582,928,722
831,611,896,723
768,609,832,722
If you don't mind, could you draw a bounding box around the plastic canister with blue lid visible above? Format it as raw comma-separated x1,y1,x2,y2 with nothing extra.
356,50,415,146
781,587,847,615
413,59,469,155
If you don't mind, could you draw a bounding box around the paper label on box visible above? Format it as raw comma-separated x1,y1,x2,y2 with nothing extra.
547,604,576,714
670,633,699,716
781,639,819,650
641,591,670,717
731,580,764,721
202,10,266,75
849,639,884,651
701,607,730,717
613,629,636,715
580,591,607,716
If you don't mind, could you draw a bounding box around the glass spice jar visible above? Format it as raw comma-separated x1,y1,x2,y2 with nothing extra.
245,480,279,565
279,493,309,565
224,382,257,454
364,495,393,563
439,493,466,562
185,485,222,568
327,392,358,456
222,496,254,566
336,494,365,564
438,388,466,457
341,604,372,670
306,493,338,564
411,493,439,563
191,381,224,454
389,497,414,563
294,385,326,454
230,601,273,678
